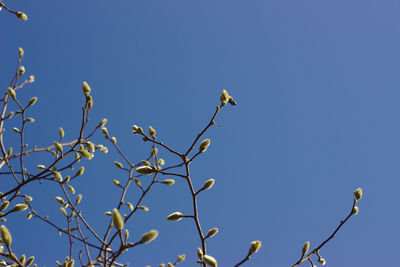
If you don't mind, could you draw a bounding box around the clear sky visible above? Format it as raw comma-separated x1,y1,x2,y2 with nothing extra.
1,0,400,266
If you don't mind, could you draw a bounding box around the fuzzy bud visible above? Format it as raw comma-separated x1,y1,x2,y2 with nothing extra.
139,229,158,244
76,166,85,176
220,89,230,106
136,166,156,175
197,248,203,259
99,118,107,127
166,212,183,221
114,161,124,169
1,225,12,247
27,97,38,107
203,255,217,267
112,179,121,187
203,179,215,190
53,171,63,182
19,66,25,76
317,258,326,265
162,179,175,185
18,47,24,57
301,241,310,257
16,12,28,21
149,126,156,139
206,227,218,238
54,142,63,153
352,206,359,215
112,209,124,231
55,197,64,205
60,207,67,216
177,254,186,262
249,240,262,254
10,204,28,213
7,88,16,100
82,82,91,96
199,139,210,153
354,188,363,201
59,127,65,139
29,75,35,83
0,202,9,212
75,194,82,205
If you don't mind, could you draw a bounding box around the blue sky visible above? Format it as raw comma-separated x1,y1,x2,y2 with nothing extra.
1,0,400,266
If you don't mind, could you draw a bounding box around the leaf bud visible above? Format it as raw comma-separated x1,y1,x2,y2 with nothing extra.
82,81,91,96
12,127,20,133
79,149,93,159
139,229,158,244
126,202,134,211
158,158,165,165
203,255,217,267
102,127,109,137
166,212,183,221
111,136,117,144
26,212,33,220
354,188,363,201
16,12,28,21
112,209,124,231
19,254,26,264
1,225,12,247
5,111,14,119
199,139,210,153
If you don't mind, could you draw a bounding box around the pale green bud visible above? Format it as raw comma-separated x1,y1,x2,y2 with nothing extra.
86,141,95,152
67,259,75,267
141,160,151,166
27,117,35,123
18,47,24,57
220,89,230,106
354,188,363,201
134,178,142,187
112,209,124,231
5,111,14,119
53,171,63,182
60,207,67,216
12,127,20,133
124,229,129,240
29,75,35,83
199,139,210,153
1,225,12,247
140,206,149,211
19,254,26,264
158,158,165,165
126,202,134,211
167,263,173,267
166,212,183,221
197,248,203,259
37,164,46,170
111,136,117,144
19,66,25,76
177,254,186,262
139,229,158,244
203,255,217,267
79,149,93,159
68,185,75,194
55,197,64,205
102,127,109,137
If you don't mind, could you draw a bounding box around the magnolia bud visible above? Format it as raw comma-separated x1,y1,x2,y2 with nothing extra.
60,207,67,216
16,12,28,21
354,188,363,201
0,202,9,212
75,194,82,205
301,241,310,257
167,263,173,267
1,225,12,247
68,185,75,194
27,97,38,107
18,47,24,57
26,256,35,265
203,179,215,190
99,118,107,127
59,127,65,139
55,197,64,205
177,254,185,262
149,126,156,139
317,258,326,265
199,139,210,153
10,204,28,212
352,206,359,215
139,230,158,244
76,166,85,176
249,240,262,254
82,82,91,96
206,227,218,238
54,142,63,153
162,179,175,185
53,171,63,182
112,209,124,230
220,89,230,106
112,179,121,187
124,229,129,240
7,88,16,100
167,212,183,221
19,66,25,76
203,255,217,267
114,161,123,169
197,247,203,259
29,75,35,83
136,166,155,175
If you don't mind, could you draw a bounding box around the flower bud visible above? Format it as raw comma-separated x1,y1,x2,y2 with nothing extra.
354,188,363,201
86,141,95,152
139,229,158,244
82,82,91,96
177,254,186,262
249,240,262,254
26,212,33,220
112,209,124,231
53,171,63,182
114,161,123,169
149,126,156,139
301,241,310,257
19,254,26,264
79,149,93,159
317,258,326,265
29,75,35,83
68,185,75,194
102,127,109,137
54,142,63,153
1,225,12,247
27,97,38,107
166,212,183,221
124,229,129,240
59,127,65,139
16,12,28,21
76,166,85,176
55,197,64,205
352,206,359,215
199,139,210,153
18,47,24,57
0,202,9,212
136,166,155,175
10,204,28,212
162,179,175,185
203,179,215,190
26,256,35,265
203,255,217,267
206,227,218,238
19,66,25,76
126,202,134,211
99,118,107,127
75,194,82,205
140,206,149,211
37,164,46,170
104,211,112,216
220,89,230,106
27,117,35,123
7,88,16,100
167,263,173,267
60,207,67,216
112,179,121,187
